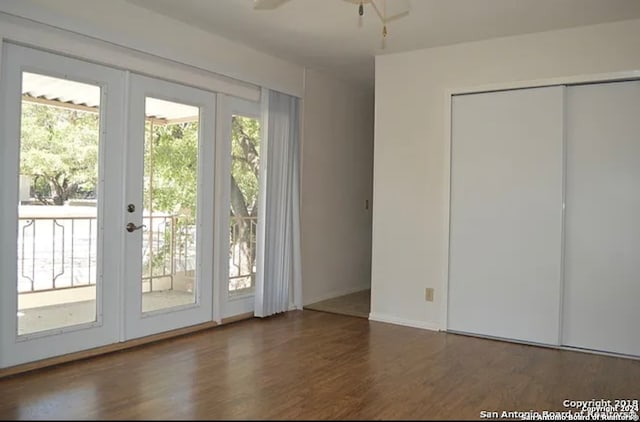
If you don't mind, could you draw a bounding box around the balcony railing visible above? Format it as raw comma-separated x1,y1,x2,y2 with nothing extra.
17,213,257,294
18,216,96,293
17,214,196,294
229,216,257,293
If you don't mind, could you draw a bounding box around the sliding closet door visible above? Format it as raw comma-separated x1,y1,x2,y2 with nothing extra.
448,87,564,345
563,81,640,357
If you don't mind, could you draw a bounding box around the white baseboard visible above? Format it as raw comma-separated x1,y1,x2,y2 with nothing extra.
368,312,442,332
289,303,301,311
303,283,370,306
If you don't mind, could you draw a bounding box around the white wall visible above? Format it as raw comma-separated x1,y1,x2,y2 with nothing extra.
0,0,304,97
372,18,640,330
301,68,374,305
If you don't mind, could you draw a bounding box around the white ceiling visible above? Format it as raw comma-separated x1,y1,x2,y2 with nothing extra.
128,0,640,87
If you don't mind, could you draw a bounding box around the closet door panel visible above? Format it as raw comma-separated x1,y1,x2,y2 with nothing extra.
564,81,640,356
448,87,564,345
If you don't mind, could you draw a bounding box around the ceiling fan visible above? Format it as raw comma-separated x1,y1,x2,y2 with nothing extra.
253,0,410,47
253,0,291,10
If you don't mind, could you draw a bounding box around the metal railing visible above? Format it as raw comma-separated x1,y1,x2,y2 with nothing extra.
142,214,175,292
17,214,196,294
17,214,256,294
142,214,197,292
229,216,257,292
18,216,96,293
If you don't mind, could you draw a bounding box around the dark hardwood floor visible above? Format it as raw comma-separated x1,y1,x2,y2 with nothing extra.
0,310,638,420
304,289,371,318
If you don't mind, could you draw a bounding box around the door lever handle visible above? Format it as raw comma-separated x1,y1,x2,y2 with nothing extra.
126,222,146,233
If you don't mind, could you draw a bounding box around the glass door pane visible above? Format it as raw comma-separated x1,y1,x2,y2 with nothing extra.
229,115,261,295
17,73,101,335
141,98,199,313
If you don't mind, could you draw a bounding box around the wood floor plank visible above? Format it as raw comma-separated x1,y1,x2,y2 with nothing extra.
304,289,371,319
0,310,638,420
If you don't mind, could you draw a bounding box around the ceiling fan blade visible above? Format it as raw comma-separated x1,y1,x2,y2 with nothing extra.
253,0,291,10
384,10,410,23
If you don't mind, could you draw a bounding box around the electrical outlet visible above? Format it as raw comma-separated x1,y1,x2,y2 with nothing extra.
425,288,434,302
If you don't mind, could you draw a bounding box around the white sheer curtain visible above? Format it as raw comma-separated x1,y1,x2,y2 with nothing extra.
254,89,302,317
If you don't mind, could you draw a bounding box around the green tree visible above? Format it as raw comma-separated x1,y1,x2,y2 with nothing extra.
143,116,260,289
231,115,260,219
145,122,198,223
146,116,261,218
20,102,99,205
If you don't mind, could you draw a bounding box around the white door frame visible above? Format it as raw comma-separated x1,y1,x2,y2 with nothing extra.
0,43,125,367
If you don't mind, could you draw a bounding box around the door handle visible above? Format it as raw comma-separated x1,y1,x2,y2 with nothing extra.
126,222,146,233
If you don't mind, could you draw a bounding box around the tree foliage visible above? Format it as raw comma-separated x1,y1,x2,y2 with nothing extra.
20,103,261,220
231,115,260,218
144,116,261,290
20,102,99,205
144,115,260,222
145,122,198,222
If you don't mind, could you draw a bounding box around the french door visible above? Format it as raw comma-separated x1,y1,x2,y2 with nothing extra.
123,74,215,340
216,95,263,319
0,44,125,367
0,44,216,368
